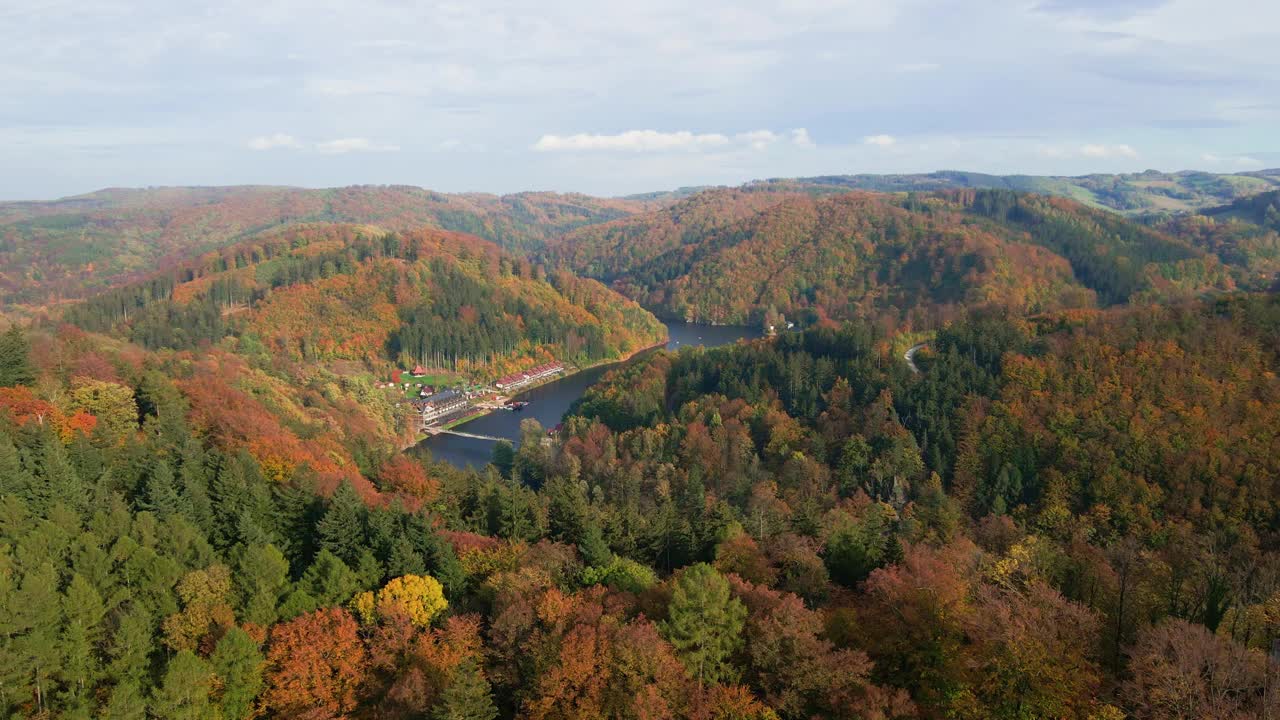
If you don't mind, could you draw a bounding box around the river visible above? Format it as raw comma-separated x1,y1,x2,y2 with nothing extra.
413,322,761,468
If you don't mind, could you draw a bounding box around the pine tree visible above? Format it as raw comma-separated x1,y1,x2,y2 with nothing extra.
490,441,515,479
177,440,214,533
386,536,427,578
272,476,321,570
659,563,745,685
414,521,466,597
59,573,107,708
103,680,147,720
32,429,85,516
433,658,498,720
0,325,35,387
316,480,366,566
210,451,272,550
578,521,613,568
11,562,63,715
497,479,535,542
234,543,289,626
106,605,154,687
150,650,214,720
300,549,361,607
142,459,183,518
0,430,32,498
210,627,264,720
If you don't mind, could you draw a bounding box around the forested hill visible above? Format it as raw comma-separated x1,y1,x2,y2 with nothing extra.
61,221,665,374
761,167,1280,215
547,188,1251,328
0,185,654,306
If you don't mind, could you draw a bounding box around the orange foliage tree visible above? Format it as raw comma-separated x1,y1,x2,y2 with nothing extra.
265,608,368,720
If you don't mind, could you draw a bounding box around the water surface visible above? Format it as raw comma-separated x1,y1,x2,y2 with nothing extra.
413,321,760,468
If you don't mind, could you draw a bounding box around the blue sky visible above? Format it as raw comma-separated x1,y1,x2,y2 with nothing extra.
2,0,1277,199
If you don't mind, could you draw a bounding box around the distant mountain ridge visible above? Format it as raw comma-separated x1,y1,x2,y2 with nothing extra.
759,168,1280,215
0,185,656,305
5,168,1280,311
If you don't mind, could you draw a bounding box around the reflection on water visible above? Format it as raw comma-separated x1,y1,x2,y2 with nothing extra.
411,321,761,468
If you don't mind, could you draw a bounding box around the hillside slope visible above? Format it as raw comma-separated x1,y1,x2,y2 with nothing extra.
64,222,667,379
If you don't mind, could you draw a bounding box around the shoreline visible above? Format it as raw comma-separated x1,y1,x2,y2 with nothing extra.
406,333,671,447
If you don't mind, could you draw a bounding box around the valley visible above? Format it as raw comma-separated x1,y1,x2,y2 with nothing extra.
2,171,1279,720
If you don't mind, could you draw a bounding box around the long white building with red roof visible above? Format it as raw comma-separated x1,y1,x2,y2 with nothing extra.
494,362,565,391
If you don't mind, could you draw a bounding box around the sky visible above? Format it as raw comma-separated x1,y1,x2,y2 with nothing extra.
2,0,1278,200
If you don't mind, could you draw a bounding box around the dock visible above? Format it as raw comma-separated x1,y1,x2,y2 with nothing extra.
425,427,508,442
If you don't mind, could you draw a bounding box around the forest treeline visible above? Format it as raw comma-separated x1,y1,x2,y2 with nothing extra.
2,290,1279,718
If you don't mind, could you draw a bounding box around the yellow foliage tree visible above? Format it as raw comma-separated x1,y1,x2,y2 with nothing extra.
69,377,138,445
349,591,376,625
375,574,447,628
162,564,235,651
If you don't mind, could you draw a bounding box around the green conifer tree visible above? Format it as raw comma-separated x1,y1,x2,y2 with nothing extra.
210,627,264,720
0,325,35,387
316,480,366,566
59,574,107,709
659,563,745,685
433,658,498,720
150,650,214,720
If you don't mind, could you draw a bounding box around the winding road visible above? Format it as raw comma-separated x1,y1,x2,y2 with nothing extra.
904,343,928,374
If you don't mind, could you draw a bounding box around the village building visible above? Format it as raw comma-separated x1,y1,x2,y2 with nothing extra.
494,362,565,391
415,389,469,425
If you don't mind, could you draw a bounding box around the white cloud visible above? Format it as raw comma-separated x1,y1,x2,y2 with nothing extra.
533,130,734,153
247,133,301,151
533,128,818,153
863,134,896,146
896,62,940,73
735,130,779,150
315,137,400,154
791,128,816,149
1080,143,1138,158
1235,156,1264,168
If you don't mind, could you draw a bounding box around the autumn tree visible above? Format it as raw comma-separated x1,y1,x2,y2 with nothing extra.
265,608,368,719
162,564,235,652
69,377,138,445
376,574,448,628
1125,619,1274,720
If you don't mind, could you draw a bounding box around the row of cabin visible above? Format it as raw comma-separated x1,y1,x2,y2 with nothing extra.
494,362,565,391
414,389,470,425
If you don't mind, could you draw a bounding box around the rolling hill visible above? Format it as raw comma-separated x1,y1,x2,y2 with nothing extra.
63,221,665,375
0,185,656,306
547,188,1248,328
